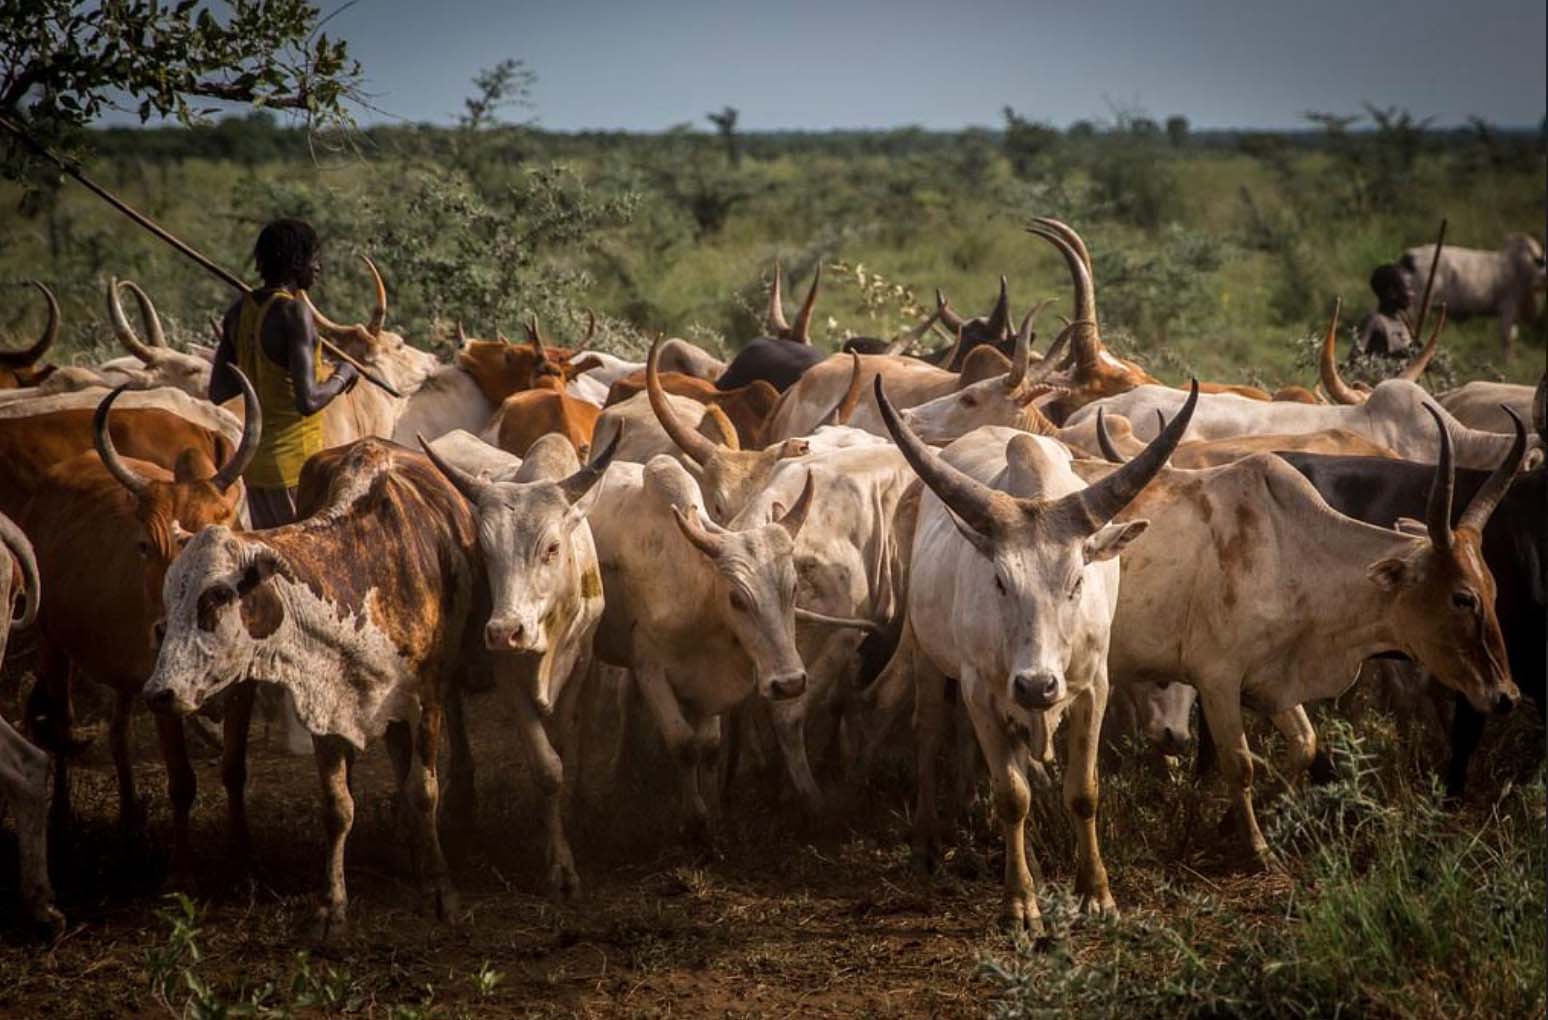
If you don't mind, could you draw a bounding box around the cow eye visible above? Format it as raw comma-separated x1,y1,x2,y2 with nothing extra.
1452,590,1479,612
544,541,560,562
729,588,750,612
961,393,979,408
1069,575,1084,600
136,539,154,558
994,574,1008,596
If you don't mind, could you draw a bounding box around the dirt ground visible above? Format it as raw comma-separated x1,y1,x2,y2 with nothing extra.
0,678,1356,1019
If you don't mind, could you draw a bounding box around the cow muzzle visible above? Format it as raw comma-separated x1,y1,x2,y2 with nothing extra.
1012,671,1063,711
144,685,194,717
761,671,807,701
485,617,548,655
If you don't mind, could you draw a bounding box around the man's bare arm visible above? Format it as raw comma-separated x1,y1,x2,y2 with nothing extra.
279,300,357,415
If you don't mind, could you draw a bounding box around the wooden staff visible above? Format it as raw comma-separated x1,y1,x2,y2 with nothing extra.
0,115,402,397
1409,218,1447,351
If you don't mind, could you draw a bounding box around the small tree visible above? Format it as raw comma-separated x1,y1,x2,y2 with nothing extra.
460,58,536,131
1001,106,1059,179
1165,115,1190,148
706,105,740,166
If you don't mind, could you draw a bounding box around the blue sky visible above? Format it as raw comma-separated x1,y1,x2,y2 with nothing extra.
117,0,1548,131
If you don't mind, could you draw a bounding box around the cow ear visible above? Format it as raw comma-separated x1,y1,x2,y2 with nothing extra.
943,506,996,559
1084,519,1149,563
1394,516,1428,538
1367,557,1412,591
563,482,607,530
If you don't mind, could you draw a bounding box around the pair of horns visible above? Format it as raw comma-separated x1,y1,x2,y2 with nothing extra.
1027,218,1102,370
1320,298,1446,405
93,368,262,496
418,428,622,508
674,472,815,559
0,281,58,369
304,254,389,343
107,276,167,363
876,372,1198,541
1423,403,1526,550
768,260,820,344
935,276,1016,340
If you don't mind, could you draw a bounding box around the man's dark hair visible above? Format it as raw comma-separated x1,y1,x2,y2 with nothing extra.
1369,262,1405,297
254,218,320,286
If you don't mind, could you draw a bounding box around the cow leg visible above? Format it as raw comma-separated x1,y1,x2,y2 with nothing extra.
441,684,475,834
153,712,197,882
1,717,61,933
552,652,591,815
857,621,916,783
407,703,458,921
770,696,822,815
31,643,74,835
1446,695,1485,799
221,682,255,866
635,665,709,842
511,688,579,899
1064,675,1115,917
910,654,950,870
109,686,143,833
1198,687,1271,869
961,672,1040,934
1269,706,1318,785
311,735,355,941
693,715,722,833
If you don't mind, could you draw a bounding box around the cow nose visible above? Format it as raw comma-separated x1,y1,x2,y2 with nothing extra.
485,620,526,650
145,688,175,713
1493,691,1518,716
766,672,807,701
1158,727,1190,755
1012,671,1061,710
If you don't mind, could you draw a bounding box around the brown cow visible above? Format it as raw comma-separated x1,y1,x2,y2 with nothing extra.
490,335,601,460
21,376,259,876
0,282,59,389
453,313,587,406
604,370,780,449
144,438,487,938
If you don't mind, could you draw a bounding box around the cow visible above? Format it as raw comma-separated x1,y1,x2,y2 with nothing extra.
1105,678,1196,759
100,277,218,397
0,511,59,933
1397,234,1547,355
0,282,59,389
419,431,617,897
873,375,1198,932
144,438,487,938
487,334,601,460
1068,306,1537,470
605,369,780,449
838,306,943,359
1081,408,1525,867
586,453,814,841
1089,409,1399,467
20,375,259,875
714,262,827,392
1278,392,1546,797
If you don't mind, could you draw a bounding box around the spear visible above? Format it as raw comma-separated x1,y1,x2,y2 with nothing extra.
1408,217,1447,353
0,115,402,397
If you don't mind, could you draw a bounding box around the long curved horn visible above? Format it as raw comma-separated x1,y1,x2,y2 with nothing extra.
455,321,469,346
559,427,621,504
1397,303,1445,382
776,472,815,537
1318,299,1366,405
210,367,261,493
822,352,864,426
0,281,58,368
121,281,166,347
300,291,371,344
794,606,881,634
0,512,39,630
985,275,1011,339
1032,218,1094,277
874,376,1001,537
1456,407,1527,535
107,276,157,364
883,308,939,357
1095,408,1127,464
936,289,965,332
1422,404,1454,552
1028,225,1099,368
416,434,492,504
1056,381,1198,531
672,504,725,559
1533,371,1546,442
790,263,821,344
648,334,719,465
766,261,790,335
361,255,388,337
92,385,152,495
574,308,598,353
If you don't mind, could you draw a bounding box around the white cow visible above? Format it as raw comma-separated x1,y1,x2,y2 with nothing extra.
1398,234,1546,353
420,432,613,897
874,377,1197,932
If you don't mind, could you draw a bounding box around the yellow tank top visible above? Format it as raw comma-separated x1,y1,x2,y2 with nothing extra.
235,290,327,489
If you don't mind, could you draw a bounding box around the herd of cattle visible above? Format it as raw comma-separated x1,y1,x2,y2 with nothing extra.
0,218,1542,937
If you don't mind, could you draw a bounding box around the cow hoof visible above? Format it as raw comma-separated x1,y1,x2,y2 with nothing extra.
434,887,461,923
1242,847,1281,875
547,862,581,901
1077,893,1118,919
310,905,348,943
28,903,65,939
997,901,1045,938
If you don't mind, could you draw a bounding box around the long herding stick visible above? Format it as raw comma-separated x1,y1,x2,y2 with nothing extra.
1407,218,1447,350
0,115,402,397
